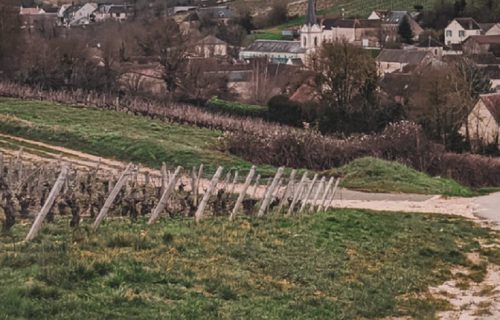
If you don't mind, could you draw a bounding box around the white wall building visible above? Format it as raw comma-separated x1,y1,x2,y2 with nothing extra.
445,18,482,46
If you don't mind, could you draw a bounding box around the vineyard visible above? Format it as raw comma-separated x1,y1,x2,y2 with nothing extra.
0,145,343,241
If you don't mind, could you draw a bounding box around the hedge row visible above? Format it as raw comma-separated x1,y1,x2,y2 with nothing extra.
205,97,268,118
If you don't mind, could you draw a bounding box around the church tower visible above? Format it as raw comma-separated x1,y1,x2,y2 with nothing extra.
300,0,322,51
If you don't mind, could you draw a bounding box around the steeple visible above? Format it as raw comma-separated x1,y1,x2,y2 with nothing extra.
305,0,317,26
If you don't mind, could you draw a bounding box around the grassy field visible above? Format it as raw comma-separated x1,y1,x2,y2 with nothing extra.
0,98,278,175
1,209,499,319
329,157,477,196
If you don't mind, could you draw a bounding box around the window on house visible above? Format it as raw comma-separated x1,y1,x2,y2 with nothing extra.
459,30,465,37
314,37,318,47
446,30,452,37
303,37,307,47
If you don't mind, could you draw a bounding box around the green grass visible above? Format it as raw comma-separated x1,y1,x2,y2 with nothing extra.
206,97,268,118
329,157,475,196
0,98,277,175
1,209,498,319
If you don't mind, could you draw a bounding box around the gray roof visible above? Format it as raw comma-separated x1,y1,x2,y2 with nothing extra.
479,23,496,32
455,18,481,30
243,40,306,54
376,49,430,64
384,11,407,24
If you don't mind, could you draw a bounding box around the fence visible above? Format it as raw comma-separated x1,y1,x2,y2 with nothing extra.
0,151,341,242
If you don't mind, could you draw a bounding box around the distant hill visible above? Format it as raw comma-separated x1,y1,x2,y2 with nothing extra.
237,0,454,18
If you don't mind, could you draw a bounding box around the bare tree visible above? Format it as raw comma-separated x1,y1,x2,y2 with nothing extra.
0,1,22,77
311,40,378,111
409,59,491,148
134,18,191,97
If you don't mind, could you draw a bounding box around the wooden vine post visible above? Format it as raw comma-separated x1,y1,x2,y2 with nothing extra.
161,162,167,194
311,177,326,211
25,165,69,242
230,166,256,221
194,164,203,206
325,178,341,209
229,171,239,195
257,167,284,217
317,177,335,213
299,174,318,213
277,169,296,213
148,166,182,224
287,172,308,215
252,174,261,198
92,163,133,231
195,166,223,223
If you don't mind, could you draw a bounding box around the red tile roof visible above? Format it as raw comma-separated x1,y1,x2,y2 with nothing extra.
480,93,500,124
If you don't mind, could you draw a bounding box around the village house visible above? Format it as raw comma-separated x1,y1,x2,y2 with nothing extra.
375,49,433,74
319,18,382,48
480,23,500,36
462,35,500,56
94,4,133,23
368,10,423,42
59,3,98,26
415,36,444,58
239,40,306,64
58,3,134,27
194,35,228,58
444,18,482,46
19,3,58,30
462,93,500,150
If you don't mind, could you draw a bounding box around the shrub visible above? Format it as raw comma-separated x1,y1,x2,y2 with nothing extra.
225,121,500,187
267,95,302,126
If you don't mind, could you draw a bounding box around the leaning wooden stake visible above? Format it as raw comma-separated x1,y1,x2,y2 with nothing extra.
311,177,326,212
258,167,284,217
277,170,296,213
92,163,133,231
317,177,335,213
229,171,239,195
287,172,308,215
195,166,223,223
252,174,261,198
325,178,341,209
161,162,167,194
25,165,69,242
299,174,318,213
194,164,204,206
230,166,256,220
148,166,182,224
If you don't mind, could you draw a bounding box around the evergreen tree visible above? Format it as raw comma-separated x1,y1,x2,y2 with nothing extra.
398,16,414,44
